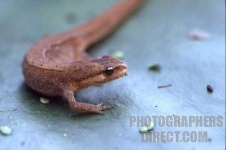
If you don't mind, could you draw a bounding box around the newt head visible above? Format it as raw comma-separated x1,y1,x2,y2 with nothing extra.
79,55,127,87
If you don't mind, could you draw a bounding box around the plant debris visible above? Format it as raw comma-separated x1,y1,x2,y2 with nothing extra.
0,109,16,112
139,126,148,133
145,122,154,131
148,64,161,72
189,28,210,40
139,122,154,133
157,84,172,88
40,97,50,104
111,51,124,59
0,126,12,135
207,85,213,93
65,12,77,24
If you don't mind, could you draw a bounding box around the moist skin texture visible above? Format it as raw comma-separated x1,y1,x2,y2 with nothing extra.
23,0,144,114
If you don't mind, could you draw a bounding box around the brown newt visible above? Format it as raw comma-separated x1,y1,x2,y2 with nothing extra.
22,0,144,114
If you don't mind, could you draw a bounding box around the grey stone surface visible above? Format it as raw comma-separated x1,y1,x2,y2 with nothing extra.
0,0,225,149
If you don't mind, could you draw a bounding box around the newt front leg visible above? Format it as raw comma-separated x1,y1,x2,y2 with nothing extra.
64,89,113,114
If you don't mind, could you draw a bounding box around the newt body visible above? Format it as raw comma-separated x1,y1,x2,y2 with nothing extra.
23,0,143,113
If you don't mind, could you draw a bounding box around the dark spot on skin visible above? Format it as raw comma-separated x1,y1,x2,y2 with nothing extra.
105,66,114,75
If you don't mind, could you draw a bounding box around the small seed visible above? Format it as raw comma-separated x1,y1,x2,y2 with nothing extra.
207,85,213,93
40,97,50,104
0,126,12,135
139,126,148,133
145,122,154,131
111,51,124,59
148,64,161,71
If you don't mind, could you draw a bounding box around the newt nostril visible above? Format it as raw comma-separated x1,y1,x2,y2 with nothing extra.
101,55,111,59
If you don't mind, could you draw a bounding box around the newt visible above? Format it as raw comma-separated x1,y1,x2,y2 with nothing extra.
22,0,144,114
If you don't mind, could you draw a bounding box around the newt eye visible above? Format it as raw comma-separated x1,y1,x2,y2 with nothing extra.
105,66,114,75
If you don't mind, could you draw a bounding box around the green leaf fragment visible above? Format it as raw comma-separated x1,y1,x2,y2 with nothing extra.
111,51,124,59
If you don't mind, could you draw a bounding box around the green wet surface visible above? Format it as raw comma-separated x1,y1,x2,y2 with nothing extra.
0,0,225,150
